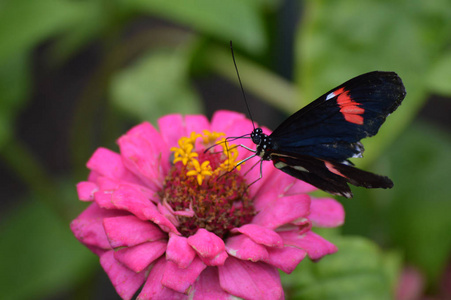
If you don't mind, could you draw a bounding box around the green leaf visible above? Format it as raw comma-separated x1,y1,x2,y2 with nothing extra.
427,51,451,96
385,124,451,285
0,198,97,300
0,0,88,63
110,46,202,123
282,236,401,300
117,0,267,54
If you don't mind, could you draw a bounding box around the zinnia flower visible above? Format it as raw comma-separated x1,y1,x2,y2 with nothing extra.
71,111,345,299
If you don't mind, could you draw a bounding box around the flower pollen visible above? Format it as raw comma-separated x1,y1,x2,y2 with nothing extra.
161,131,254,238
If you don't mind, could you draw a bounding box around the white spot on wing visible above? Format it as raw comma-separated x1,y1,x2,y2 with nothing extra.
326,92,335,101
342,191,352,198
292,165,309,172
274,161,287,169
352,153,363,158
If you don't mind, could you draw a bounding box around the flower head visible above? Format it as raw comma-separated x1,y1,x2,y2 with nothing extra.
71,111,345,299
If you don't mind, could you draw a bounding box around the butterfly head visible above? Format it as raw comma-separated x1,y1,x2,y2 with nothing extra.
251,128,273,160
250,128,263,145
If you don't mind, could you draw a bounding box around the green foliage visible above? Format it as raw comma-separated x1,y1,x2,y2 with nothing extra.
117,0,269,54
0,0,87,63
387,124,451,284
282,236,401,300
342,123,451,287
111,45,203,123
427,51,451,96
0,196,97,300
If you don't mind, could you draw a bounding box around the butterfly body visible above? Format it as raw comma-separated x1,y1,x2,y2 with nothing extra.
248,71,406,198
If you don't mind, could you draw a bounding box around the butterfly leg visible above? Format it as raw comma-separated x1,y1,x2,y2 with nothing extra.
245,159,264,188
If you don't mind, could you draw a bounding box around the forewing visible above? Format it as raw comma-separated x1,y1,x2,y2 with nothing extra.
270,71,406,162
271,152,393,198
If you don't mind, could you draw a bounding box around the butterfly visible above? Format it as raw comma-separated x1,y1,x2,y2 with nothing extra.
238,71,406,198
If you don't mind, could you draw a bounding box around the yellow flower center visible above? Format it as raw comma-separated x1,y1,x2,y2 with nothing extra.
161,130,254,238
170,130,243,185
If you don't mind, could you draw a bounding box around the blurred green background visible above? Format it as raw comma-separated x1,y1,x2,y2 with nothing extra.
1,0,450,299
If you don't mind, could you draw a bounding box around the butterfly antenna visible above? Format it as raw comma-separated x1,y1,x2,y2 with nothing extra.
230,41,255,130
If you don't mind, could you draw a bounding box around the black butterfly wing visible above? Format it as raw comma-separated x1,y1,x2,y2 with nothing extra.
271,152,393,198
270,71,406,162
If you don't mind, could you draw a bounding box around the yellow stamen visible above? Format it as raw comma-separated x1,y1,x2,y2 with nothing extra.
215,138,242,172
170,131,244,186
186,160,212,185
201,130,224,145
171,143,198,165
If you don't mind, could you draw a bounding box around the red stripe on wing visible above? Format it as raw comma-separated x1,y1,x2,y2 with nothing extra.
324,161,348,178
333,87,365,125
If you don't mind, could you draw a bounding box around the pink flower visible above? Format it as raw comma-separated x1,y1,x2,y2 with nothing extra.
395,266,425,300
71,111,345,299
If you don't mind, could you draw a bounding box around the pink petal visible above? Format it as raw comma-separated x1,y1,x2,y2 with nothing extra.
264,246,307,274
285,179,317,195
255,169,296,206
103,215,167,248
161,256,207,294
84,245,108,256
225,235,268,262
309,198,345,227
138,257,186,300
93,176,160,210
199,250,228,266
94,190,115,209
114,240,167,273
92,177,118,209
279,230,337,260
76,181,98,201
157,202,180,227
190,267,230,300
185,115,210,135
252,170,306,210
96,176,120,190
252,194,311,229
231,224,283,248
158,114,185,149
110,185,156,220
218,257,283,300
100,250,146,300
210,110,246,134
86,147,142,184
187,228,225,259
118,128,166,191
87,170,101,182
125,122,170,174
166,234,196,268
217,118,255,160
70,203,127,250
294,218,313,235
240,155,276,198
111,185,179,234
